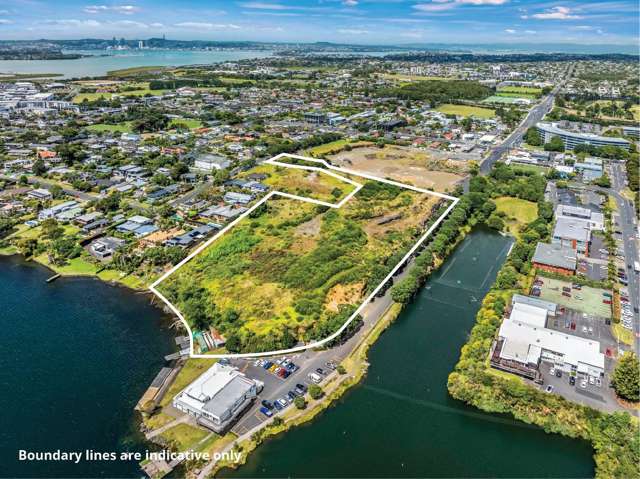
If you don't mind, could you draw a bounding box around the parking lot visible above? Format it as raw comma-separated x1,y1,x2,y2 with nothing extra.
533,360,623,413
534,276,612,319
227,347,347,435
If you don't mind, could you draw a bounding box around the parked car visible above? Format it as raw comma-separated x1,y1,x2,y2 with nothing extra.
276,398,289,408
562,291,571,297
263,361,273,370
555,369,562,378
259,406,273,417
261,400,274,410
569,376,576,386
295,383,308,394
545,385,554,393
315,368,325,376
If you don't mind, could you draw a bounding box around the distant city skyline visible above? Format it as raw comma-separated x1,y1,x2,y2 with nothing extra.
0,0,638,46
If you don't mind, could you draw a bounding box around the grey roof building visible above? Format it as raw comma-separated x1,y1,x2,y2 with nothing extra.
532,242,577,273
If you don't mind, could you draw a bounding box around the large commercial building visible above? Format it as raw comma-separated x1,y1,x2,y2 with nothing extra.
555,205,604,231
552,217,591,255
536,122,631,151
531,242,577,275
173,363,259,433
491,296,605,379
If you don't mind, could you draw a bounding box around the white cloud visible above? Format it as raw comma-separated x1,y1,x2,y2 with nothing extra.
239,2,287,9
342,0,358,5
338,28,369,34
84,5,141,15
524,29,536,34
504,28,516,33
0,19,14,25
525,6,583,20
414,0,508,12
174,22,241,30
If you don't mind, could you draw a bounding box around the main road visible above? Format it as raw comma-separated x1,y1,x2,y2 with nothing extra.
480,63,575,175
583,164,640,355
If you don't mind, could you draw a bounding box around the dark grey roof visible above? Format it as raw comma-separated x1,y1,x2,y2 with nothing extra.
532,242,577,270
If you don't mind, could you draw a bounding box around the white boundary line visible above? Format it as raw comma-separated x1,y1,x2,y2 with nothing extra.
149,153,458,358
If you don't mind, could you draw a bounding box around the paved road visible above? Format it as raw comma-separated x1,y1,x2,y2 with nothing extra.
479,64,574,175
579,164,640,355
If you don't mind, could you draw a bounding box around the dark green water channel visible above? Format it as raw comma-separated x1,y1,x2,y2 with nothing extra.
0,255,175,477
222,228,595,478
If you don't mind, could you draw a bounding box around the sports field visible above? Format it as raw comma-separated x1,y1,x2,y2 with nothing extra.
435,104,496,118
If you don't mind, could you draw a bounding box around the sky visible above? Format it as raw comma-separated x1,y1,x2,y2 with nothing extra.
0,0,638,46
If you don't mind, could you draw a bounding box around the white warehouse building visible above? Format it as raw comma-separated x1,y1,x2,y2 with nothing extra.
173,363,260,433
493,298,605,379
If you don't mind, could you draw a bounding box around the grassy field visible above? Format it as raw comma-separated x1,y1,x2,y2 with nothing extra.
483,95,530,104
86,122,134,133
497,86,542,96
159,423,211,451
510,163,549,175
494,196,538,237
306,139,373,156
169,118,203,129
107,65,167,76
160,359,216,407
73,88,167,103
380,73,452,83
158,162,441,353
435,104,496,118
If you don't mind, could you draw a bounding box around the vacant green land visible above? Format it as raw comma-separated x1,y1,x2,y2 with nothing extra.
436,104,496,118
158,163,439,353
306,139,374,156
73,88,167,103
494,196,538,237
497,86,542,96
86,122,134,133
169,118,203,129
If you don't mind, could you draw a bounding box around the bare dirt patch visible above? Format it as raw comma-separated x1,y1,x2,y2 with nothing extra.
325,282,365,312
329,145,467,192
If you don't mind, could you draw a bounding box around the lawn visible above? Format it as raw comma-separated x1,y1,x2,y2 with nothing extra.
511,163,549,175
86,122,134,133
73,89,167,103
169,118,203,130
159,423,210,452
157,160,442,354
381,73,452,82
497,86,542,96
435,104,496,118
483,95,529,104
494,196,538,237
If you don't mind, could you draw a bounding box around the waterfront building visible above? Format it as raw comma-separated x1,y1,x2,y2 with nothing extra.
173,363,259,433
491,297,605,379
536,122,631,151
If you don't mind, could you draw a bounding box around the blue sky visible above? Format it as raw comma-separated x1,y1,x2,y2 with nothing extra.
0,0,637,45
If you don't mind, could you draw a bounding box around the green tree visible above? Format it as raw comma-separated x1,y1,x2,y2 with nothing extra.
611,352,640,402
41,218,64,240
308,384,323,400
544,136,565,152
293,396,307,409
525,127,542,146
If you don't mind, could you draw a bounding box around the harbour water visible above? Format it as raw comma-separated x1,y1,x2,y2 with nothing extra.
0,255,176,477
221,228,595,478
0,49,273,79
